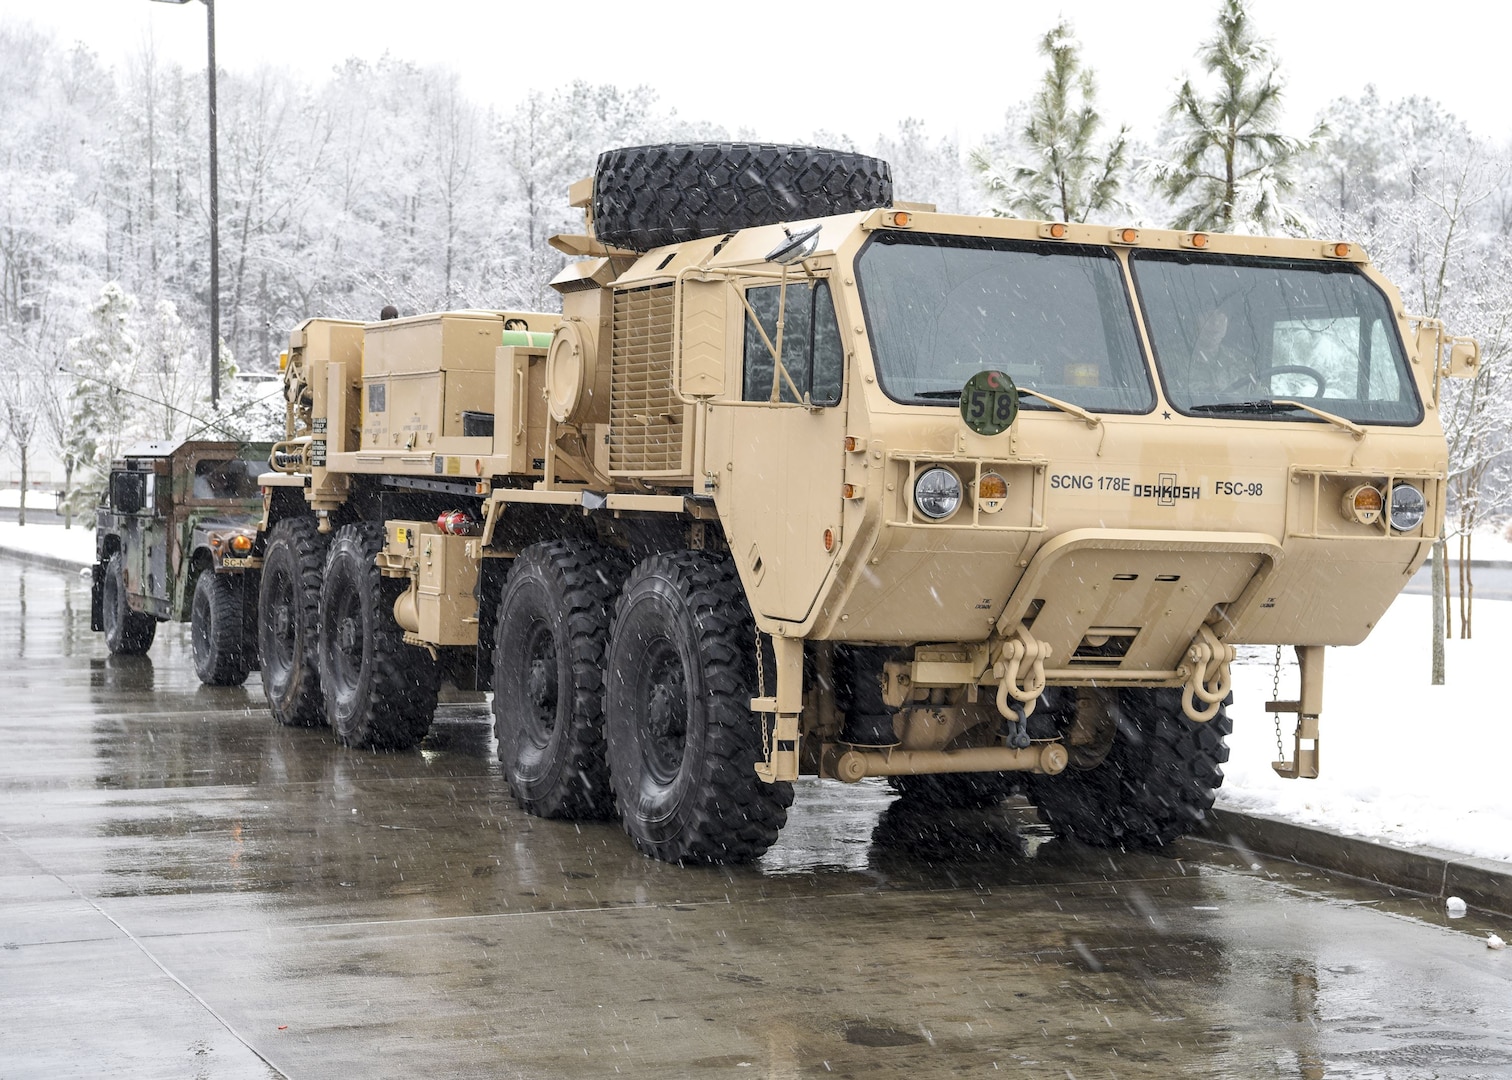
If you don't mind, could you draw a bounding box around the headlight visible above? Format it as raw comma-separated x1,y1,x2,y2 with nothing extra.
1389,483,1426,532
913,466,962,520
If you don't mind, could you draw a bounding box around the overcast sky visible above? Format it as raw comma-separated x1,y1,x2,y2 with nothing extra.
4,0,1509,147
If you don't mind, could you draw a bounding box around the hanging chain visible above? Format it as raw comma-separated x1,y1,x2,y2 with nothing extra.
1272,645,1285,761
755,626,771,761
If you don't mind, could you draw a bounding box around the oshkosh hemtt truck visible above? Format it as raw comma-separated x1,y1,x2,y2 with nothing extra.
255,142,1478,864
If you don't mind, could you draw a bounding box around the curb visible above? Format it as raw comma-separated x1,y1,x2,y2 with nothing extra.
0,546,93,575
1194,807,1512,917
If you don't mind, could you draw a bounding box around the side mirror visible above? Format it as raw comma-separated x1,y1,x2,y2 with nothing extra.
1444,337,1480,379
765,224,822,265
111,472,144,515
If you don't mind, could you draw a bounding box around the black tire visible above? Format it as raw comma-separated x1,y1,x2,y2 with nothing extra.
1026,688,1231,849
605,552,793,864
102,551,156,656
593,143,893,251
191,570,250,686
890,771,1018,810
493,541,625,819
258,518,327,727
318,523,439,750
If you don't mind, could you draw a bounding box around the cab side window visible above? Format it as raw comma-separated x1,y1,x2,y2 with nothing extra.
110,471,146,515
742,280,844,406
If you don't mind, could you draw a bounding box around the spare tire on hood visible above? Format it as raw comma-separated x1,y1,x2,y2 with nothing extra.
592,142,893,252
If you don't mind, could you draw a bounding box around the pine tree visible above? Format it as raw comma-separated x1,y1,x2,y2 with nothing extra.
973,20,1128,223
1159,0,1315,233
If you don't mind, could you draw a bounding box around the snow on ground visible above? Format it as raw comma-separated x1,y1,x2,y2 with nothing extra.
1,520,1509,864
1223,592,1512,863
0,519,97,566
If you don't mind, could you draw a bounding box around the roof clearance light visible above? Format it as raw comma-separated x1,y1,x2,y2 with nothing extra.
1328,242,1352,259
891,211,912,228
1115,227,1139,244
1341,484,1383,526
1049,222,1066,239
1389,483,1427,532
1191,232,1209,248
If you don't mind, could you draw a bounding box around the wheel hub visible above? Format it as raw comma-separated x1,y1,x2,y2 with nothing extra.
527,659,553,709
338,615,359,655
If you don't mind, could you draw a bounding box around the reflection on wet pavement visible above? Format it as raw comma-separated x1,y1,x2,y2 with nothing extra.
3,559,1511,1078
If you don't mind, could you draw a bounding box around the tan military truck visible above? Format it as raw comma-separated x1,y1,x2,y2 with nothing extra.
257,142,1479,864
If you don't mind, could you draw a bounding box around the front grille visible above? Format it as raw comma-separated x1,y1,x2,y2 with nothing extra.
609,284,687,476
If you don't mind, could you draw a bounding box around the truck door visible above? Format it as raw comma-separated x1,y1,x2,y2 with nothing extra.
716,278,848,624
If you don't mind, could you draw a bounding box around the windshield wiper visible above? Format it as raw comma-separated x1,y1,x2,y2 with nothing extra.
913,387,1101,429
1018,387,1101,428
1190,398,1365,439
1189,400,1289,414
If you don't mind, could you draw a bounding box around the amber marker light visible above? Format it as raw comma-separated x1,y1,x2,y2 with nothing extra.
1113,227,1140,244
891,211,912,228
1342,483,1384,525
977,472,1009,514
842,483,859,499
1326,242,1353,258
231,534,254,554
1181,232,1210,249
1039,222,1069,240
823,528,837,552
843,436,860,452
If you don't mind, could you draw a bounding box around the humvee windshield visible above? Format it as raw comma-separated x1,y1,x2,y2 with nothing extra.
1130,251,1422,424
856,232,1153,413
192,457,261,500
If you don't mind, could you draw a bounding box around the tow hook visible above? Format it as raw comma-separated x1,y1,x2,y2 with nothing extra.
1181,624,1234,722
994,626,1050,726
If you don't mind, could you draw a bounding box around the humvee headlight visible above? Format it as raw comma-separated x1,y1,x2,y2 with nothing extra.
1389,483,1426,532
1341,484,1383,526
913,466,962,520
977,472,1009,514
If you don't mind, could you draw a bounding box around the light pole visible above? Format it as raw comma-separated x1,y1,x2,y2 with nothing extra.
150,0,219,408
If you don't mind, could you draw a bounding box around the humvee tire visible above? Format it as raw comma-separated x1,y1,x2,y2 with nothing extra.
593,143,892,251
102,551,157,656
605,552,793,863
191,571,251,686
318,523,439,750
493,540,624,819
258,517,327,726
1027,688,1231,849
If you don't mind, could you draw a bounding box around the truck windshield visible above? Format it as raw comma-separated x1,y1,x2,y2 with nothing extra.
855,232,1153,413
192,458,261,500
1130,250,1421,424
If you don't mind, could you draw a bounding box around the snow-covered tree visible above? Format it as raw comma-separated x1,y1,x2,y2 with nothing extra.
63,283,143,516
1156,0,1316,233
875,118,976,215
972,20,1129,223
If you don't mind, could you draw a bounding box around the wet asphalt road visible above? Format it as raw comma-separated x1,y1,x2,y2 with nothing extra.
3,559,1512,1079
